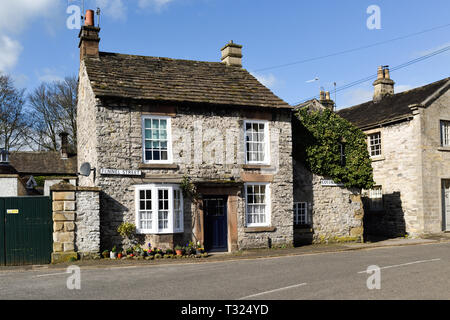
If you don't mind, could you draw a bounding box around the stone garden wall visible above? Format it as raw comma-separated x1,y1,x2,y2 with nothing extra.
51,183,101,263
293,161,364,244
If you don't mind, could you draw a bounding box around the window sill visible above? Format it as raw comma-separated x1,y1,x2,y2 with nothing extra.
136,231,184,235
244,226,276,233
139,163,179,169
438,147,450,152
242,164,273,170
370,156,385,162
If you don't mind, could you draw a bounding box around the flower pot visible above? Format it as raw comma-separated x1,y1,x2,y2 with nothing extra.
117,253,123,259
196,249,203,255
110,251,117,259
175,249,183,256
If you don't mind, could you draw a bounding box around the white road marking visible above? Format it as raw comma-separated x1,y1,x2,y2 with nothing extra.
34,272,68,278
357,258,441,274
238,283,307,300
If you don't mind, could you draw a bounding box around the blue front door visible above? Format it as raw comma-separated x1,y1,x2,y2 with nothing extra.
204,196,228,252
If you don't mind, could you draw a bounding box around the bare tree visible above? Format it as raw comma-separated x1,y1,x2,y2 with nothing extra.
28,76,77,151
0,74,30,150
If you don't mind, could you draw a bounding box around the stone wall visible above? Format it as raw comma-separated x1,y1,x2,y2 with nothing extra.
419,84,450,233
0,176,21,196
76,81,293,251
77,61,99,187
51,183,101,262
76,189,101,257
293,161,363,244
363,116,423,237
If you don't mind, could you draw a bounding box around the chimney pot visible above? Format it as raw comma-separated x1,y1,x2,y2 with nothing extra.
85,9,95,26
59,132,69,159
78,9,101,60
319,90,335,111
373,65,395,102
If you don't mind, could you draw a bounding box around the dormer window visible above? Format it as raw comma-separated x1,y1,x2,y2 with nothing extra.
0,149,9,163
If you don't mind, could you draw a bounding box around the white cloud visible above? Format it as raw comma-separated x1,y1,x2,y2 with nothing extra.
37,68,64,83
0,0,57,73
415,42,450,58
0,36,23,72
0,0,55,34
340,87,373,109
138,0,174,11
251,72,277,89
96,0,127,21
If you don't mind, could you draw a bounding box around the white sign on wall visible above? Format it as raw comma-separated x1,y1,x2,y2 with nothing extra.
100,168,142,176
320,179,344,187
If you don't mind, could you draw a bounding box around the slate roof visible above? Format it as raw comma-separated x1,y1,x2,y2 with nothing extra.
337,77,450,129
83,52,291,109
8,152,77,176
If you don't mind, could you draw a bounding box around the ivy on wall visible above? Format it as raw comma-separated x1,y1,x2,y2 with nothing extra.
293,108,374,190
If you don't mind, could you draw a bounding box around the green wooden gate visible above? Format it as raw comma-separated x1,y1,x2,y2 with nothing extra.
0,197,52,266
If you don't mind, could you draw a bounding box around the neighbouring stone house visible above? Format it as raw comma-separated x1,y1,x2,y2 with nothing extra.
0,133,77,197
292,92,364,244
338,66,450,237
76,11,294,253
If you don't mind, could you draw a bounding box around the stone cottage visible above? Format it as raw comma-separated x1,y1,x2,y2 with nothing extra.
76,10,294,253
0,133,77,197
292,92,364,244
338,66,450,237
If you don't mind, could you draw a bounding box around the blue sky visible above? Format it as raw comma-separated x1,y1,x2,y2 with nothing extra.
1,0,449,109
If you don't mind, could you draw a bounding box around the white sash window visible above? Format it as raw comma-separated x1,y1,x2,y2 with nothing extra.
142,115,173,163
244,120,270,165
441,120,450,147
245,183,271,227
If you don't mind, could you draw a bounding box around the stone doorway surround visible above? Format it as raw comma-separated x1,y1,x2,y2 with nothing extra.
195,183,241,253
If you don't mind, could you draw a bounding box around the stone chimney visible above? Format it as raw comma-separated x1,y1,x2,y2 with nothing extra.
373,66,395,102
319,90,335,111
221,41,243,67
78,9,100,60
59,132,69,159
0,148,9,164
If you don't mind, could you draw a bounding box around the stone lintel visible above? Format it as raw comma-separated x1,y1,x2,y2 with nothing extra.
244,226,277,233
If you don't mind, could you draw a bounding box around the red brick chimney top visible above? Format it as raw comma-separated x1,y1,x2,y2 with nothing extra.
85,9,95,26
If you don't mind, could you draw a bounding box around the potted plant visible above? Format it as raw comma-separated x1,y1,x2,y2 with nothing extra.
195,241,204,254
175,245,184,256
110,246,117,259
102,250,109,259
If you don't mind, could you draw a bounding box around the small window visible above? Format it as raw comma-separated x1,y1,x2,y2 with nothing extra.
368,132,382,157
244,120,269,164
440,120,450,147
135,184,183,234
142,116,172,163
294,202,311,226
368,186,383,211
245,183,270,227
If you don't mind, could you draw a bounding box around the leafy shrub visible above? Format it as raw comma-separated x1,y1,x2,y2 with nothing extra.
293,108,374,189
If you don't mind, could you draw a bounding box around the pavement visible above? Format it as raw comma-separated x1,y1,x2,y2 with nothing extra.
0,232,449,272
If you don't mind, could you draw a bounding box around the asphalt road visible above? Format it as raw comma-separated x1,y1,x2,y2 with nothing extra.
0,242,448,300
